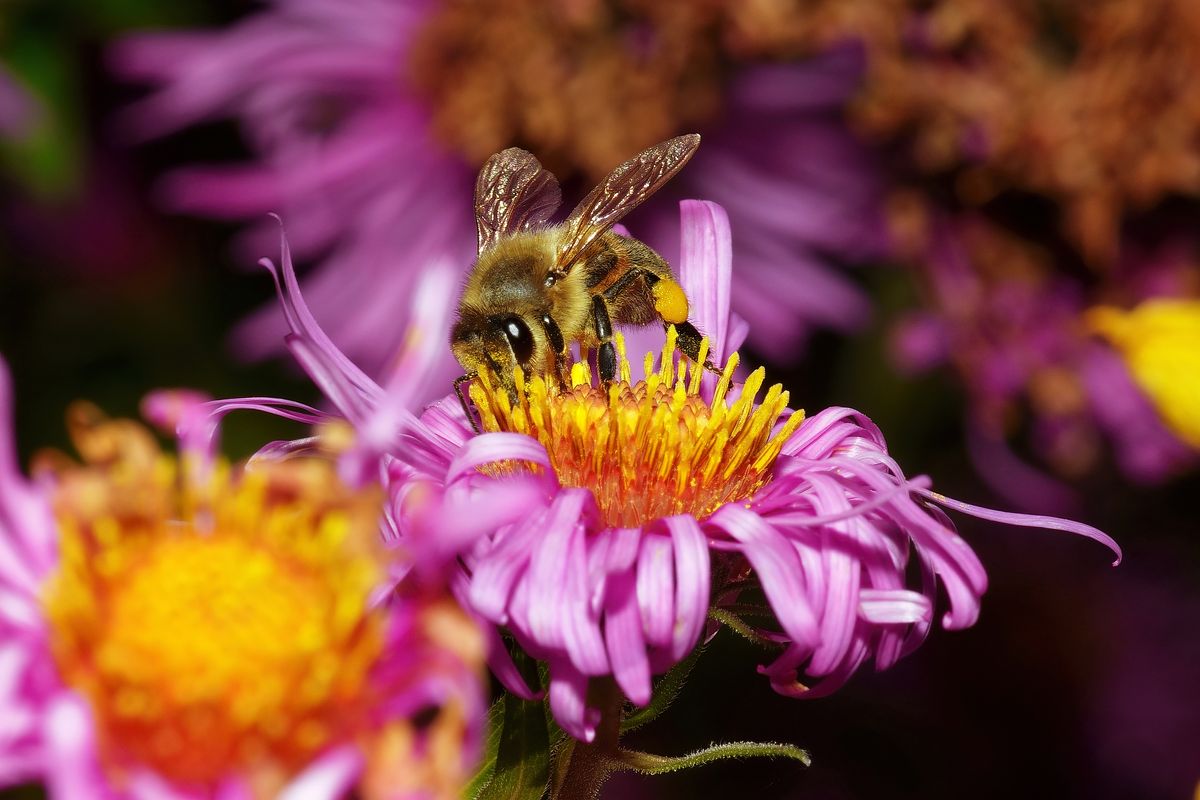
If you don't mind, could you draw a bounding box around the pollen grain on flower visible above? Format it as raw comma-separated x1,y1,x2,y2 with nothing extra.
468,328,804,528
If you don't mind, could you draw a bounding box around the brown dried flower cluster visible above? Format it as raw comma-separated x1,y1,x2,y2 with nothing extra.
410,0,1200,259
407,0,810,180
756,0,1200,265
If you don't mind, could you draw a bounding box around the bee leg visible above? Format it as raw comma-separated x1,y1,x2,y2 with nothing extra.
591,295,618,383
671,320,722,375
540,312,571,387
454,372,482,435
602,267,722,376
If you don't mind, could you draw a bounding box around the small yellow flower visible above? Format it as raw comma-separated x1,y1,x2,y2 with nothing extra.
1087,299,1200,449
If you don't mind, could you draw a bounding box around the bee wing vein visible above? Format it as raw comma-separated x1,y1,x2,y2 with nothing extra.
475,147,563,254
555,134,701,271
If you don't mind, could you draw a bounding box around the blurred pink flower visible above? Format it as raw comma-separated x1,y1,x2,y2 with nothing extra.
260,199,1119,742
115,2,885,377
0,360,484,799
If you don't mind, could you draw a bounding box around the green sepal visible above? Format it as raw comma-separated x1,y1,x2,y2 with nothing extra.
610,740,811,775
707,607,785,651
620,645,705,733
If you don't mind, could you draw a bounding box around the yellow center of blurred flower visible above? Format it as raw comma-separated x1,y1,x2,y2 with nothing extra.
43,465,384,790
1086,298,1200,449
470,328,804,527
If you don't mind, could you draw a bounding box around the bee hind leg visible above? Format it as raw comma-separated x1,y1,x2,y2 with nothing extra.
672,320,722,375
601,267,721,376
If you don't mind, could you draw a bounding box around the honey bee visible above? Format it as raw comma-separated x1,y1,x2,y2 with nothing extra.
451,134,716,428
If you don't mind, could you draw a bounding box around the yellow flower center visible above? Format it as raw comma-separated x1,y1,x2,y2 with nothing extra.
1086,298,1200,449
43,466,384,790
470,328,804,528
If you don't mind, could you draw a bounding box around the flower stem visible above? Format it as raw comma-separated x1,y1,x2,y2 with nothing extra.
551,678,624,800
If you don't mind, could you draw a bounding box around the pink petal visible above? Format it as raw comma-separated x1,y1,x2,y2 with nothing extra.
548,661,598,743
805,480,862,676
44,693,117,800
636,533,675,649
914,486,1123,566
277,745,363,800
527,490,590,651
678,200,733,362
604,570,651,706
712,505,819,648
561,521,608,677
445,433,552,484
859,590,932,625
664,515,711,661
467,509,548,623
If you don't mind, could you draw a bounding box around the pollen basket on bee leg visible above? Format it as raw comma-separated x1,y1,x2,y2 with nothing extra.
652,278,690,325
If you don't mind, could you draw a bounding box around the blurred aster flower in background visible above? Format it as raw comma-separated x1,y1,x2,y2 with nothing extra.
0,362,484,799
113,0,886,375
251,200,1119,765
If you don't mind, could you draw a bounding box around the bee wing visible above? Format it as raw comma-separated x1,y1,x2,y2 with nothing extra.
555,134,700,270
474,147,563,254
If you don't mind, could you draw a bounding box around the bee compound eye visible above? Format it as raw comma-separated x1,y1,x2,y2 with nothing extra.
500,316,535,365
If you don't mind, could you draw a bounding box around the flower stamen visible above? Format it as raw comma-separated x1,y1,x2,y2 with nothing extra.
470,329,804,528
40,420,387,792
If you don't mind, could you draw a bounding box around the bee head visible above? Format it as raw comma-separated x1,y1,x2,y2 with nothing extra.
451,308,538,400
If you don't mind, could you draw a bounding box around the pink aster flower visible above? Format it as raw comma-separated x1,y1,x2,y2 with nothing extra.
114,2,885,377
258,198,1119,743
0,361,484,799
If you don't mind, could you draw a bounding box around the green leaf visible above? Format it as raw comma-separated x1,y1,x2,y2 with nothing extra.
620,645,705,733
610,741,811,775
476,652,551,800
464,698,506,800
